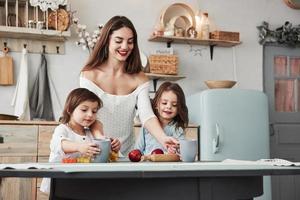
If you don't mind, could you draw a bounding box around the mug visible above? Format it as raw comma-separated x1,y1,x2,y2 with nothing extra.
179,139,197,162
91,138,111,163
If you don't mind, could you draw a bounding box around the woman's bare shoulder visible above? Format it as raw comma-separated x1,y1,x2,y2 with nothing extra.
81,69,99,81
134,71,149,85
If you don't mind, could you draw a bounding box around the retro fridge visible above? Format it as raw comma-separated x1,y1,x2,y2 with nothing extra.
187,89,271,200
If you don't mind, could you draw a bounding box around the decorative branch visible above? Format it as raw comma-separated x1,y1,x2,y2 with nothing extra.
257,21,300,46
72,15,103,54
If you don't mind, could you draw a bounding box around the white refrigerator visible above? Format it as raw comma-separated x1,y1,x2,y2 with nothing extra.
187,89,271,200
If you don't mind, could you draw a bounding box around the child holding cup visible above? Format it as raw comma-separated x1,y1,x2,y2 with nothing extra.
40,88,121,193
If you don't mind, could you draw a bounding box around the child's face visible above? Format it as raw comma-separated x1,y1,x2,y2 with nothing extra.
70,100,99,128
108,27,134,62
156,90,178,123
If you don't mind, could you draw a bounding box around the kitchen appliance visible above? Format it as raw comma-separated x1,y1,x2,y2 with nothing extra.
187,89,271,200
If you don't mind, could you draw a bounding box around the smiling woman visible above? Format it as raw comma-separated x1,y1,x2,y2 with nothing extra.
80,16,179,156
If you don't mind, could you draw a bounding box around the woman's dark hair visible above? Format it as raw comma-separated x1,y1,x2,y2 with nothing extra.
152,82,189,130
82,16,142,74
60,88,103,124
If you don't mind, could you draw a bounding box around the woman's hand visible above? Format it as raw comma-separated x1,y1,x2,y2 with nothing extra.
110,138,121,152
163,136,179,154
78,142,101,157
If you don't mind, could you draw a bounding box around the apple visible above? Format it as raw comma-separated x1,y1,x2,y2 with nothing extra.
151,148,164,155
128,149,143,162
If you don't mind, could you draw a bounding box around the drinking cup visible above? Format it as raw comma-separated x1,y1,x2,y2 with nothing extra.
91,138,111,163
179,139,197,162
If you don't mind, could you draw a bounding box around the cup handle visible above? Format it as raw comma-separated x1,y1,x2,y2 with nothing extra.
212,123,220,154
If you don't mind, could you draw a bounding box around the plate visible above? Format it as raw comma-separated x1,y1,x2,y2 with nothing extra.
160,3,195,28
169,15,192,31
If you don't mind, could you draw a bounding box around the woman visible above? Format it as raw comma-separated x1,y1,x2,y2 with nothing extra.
80,16,178,155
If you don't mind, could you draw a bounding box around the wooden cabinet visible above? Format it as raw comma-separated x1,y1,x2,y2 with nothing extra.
0,124,38,200
37,125,56,200
0,121,58,200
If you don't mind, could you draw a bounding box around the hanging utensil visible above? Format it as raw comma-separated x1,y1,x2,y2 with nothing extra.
0,45,14,85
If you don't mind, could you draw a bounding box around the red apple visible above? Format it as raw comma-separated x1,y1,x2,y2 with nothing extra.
151,148,164,155
128,149,143,162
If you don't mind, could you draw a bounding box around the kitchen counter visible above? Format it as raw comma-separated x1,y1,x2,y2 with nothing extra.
1,162,300,200
0,120,59,125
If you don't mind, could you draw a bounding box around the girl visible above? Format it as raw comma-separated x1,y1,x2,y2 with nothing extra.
80,16,178,156
40,88,121,193
135,82,189,155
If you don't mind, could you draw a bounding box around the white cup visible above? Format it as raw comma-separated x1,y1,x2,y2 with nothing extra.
179,139,197,162
91,139,111,163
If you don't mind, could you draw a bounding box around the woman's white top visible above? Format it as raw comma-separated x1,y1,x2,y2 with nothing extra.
80,76,155,155
40,124,94,193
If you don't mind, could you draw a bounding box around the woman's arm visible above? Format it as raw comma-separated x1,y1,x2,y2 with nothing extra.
143,118,179,151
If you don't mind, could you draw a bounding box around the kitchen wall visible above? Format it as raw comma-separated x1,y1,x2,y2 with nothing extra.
0,0,300,121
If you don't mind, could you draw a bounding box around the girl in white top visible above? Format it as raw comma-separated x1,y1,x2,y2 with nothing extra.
40,88,121,193
80,16,178,155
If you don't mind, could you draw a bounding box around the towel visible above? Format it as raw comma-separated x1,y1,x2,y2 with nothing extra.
29,53,54,121
11,48,30,120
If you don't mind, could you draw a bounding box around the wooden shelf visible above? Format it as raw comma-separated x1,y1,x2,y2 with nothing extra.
145,73,185,92
0,26,70,41
145,73,185,81
149,35,241,47
148,35,241,60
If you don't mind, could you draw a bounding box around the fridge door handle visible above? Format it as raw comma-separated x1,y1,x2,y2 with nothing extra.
212,123,220,154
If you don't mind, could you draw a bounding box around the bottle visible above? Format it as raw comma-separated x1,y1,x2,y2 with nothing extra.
200,12,210,40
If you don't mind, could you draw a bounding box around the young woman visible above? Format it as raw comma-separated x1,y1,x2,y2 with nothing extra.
80,16,178,155
135,82,189,155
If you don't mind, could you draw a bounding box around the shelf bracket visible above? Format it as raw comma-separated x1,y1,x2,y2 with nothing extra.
209,44,216,60
167,40,173,48
150,79,159,93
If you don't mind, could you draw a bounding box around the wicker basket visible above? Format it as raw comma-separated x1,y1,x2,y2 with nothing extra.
210,31,240,42
149,54,178,75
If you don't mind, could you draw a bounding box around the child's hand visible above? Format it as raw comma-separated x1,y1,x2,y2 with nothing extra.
110,138,121,152
78,142,100,157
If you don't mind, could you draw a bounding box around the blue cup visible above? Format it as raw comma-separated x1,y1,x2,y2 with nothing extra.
91,139,111,163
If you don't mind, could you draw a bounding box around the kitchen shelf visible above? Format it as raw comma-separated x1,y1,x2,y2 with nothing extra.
145,72,185,92
148,35,241,60
0,26,70,41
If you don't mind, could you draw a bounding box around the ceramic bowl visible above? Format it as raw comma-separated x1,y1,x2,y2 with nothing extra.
204,80,237,89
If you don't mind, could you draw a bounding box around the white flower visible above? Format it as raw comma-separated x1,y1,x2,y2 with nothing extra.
81,25,87,30
73,18,79,24
94,30,100,35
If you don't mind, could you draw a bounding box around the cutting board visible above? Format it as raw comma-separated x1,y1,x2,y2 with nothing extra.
143,154,180,162
0,47,14,85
